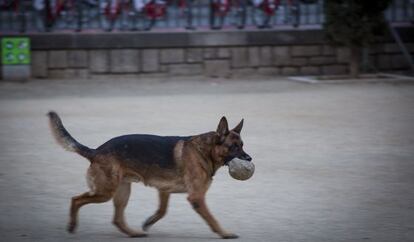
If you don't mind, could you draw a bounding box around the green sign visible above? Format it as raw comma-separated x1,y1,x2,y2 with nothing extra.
2,37,31,65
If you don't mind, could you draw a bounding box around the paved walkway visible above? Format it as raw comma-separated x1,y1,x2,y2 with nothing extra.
0,77,413,242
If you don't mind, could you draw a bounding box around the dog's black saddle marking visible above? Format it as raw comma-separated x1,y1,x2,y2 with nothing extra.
97,134,191,169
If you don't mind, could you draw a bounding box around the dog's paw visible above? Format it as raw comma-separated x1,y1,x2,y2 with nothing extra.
142,222,152,232
221,233,239,239
67,222,77,234
142,224,150,232
142,217,155,231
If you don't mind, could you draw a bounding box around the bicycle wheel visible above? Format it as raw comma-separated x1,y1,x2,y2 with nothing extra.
77,0,100,31
142,15,156,31
210,0,226,29
234,0,246,29
290,0,300,27
142,1,166,31
251,5,271,29
100,14,114,31
126,8,139,30
183,0,195,30
99,0,120,31
58,0,83,31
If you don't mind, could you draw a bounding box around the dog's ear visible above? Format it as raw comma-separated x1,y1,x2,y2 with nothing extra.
216,116,229,138
232,119,244,134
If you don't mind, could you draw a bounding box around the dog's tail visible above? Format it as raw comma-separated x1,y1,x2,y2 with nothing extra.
47,111,94,160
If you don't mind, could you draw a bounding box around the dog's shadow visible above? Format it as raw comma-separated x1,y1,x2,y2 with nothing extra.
94,231,219,241
67,226,221,240
144,233,220,240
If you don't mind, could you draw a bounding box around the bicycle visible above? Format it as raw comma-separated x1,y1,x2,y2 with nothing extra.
77,0,100,30
139,0,168,30
133,0,194,31
209,0,247,29
251,0,300,29
99,0,131,31
33,0,82,32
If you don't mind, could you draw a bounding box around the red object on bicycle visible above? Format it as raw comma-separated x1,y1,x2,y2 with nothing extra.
45,0,76,22
103,0,123,21
177,0,187,17
212,0,231,16
144,1,167,19
177,0,186,8
260,0,279,15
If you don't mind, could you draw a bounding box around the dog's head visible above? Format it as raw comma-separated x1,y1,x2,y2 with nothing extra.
213,117,252,166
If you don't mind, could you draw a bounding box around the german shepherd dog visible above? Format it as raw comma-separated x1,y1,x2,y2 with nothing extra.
48,112,252,239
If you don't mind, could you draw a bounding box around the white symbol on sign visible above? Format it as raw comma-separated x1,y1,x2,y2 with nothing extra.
6,53,14,61
18,41,28,49
5,41,13,49
18,53,26,61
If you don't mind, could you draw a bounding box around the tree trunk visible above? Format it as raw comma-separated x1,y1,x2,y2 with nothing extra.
349,46,360,78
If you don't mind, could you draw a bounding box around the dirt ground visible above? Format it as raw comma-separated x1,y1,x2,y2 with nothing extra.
0,76,414,242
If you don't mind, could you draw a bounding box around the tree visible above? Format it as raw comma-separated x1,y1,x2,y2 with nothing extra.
323,0,391,78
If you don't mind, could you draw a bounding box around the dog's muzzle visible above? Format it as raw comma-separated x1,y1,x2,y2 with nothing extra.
224,152,252,166
238,153,252,162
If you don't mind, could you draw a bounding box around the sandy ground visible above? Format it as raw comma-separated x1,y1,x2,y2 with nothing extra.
0,76,414,242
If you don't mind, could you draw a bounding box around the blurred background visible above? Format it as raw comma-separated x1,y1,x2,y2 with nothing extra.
1,0,413,80
0,1,414,242
0,0,413,32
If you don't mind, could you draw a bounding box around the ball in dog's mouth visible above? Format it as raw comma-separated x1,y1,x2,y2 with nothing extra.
228,158,255,181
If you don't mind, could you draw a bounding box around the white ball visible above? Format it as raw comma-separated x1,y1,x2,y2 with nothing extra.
228,159,255,181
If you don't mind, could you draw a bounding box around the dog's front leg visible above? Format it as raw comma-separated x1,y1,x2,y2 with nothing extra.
182,143,238,239
187,193,238,239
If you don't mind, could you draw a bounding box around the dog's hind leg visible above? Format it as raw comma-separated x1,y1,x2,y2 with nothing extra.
68,192,113,233
68,162,120,234
142,190,170,231
112,182,147,237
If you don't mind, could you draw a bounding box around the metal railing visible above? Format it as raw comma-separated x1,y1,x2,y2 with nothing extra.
0,0,412,33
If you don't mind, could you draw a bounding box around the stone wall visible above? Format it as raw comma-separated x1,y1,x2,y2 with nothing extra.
3,28,414,79
30,44,413,79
